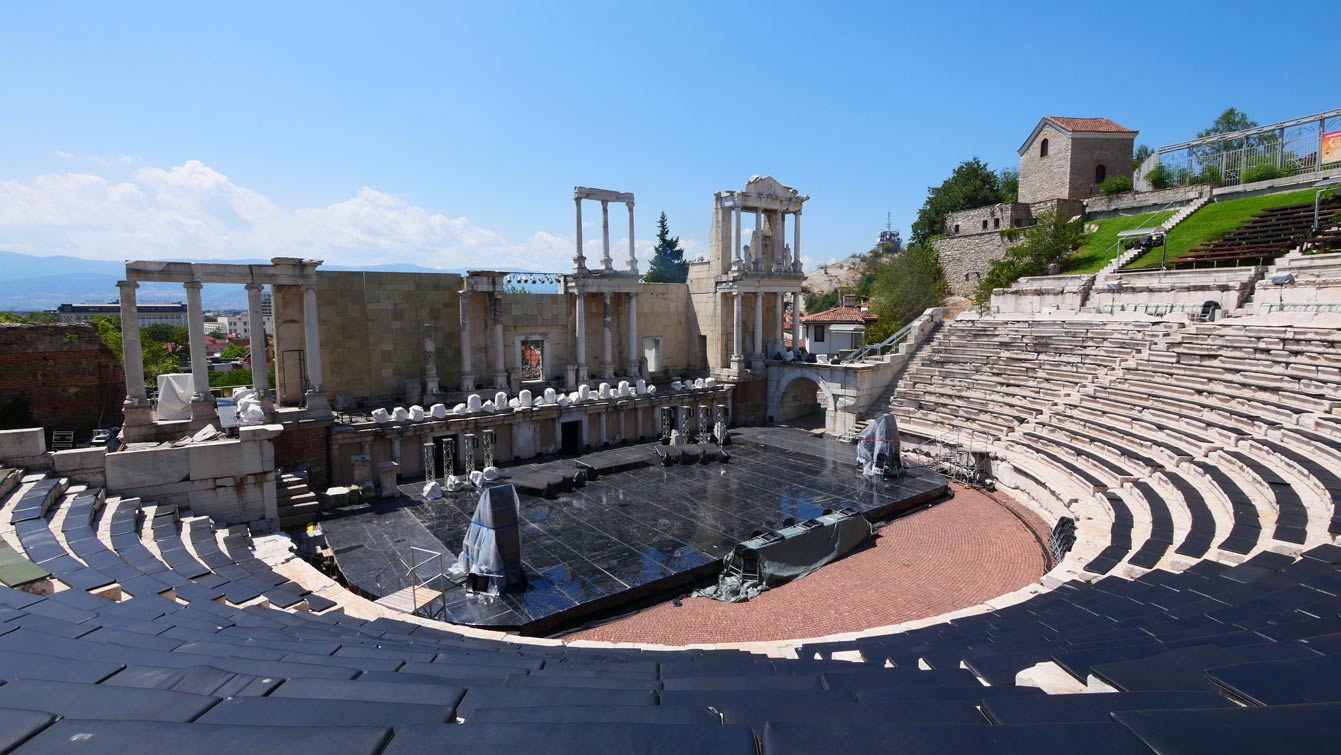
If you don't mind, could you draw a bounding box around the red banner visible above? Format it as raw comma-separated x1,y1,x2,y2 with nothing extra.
1323,130,1341,165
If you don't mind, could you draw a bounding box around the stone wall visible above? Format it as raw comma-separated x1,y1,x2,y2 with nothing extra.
1068,134,1136,199
933,231,1019,298
1084,184,1210,218
1028,198,1086,221
104,424,281,527
1019,122,1072,204
273,420,332,489
0,324,124,441
316,271,463,403
944,203,1032,235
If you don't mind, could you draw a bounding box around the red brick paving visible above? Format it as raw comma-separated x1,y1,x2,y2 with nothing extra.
564,484,1050,645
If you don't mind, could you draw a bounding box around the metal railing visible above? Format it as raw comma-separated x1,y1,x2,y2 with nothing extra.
840,318,919,364
373,546,450,621
1154,110,1340,190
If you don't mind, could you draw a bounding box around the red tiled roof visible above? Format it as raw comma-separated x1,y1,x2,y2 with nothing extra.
1046,116,1136,134
800,305,877,324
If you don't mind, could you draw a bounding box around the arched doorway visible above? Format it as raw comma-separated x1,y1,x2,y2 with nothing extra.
776,376,823,429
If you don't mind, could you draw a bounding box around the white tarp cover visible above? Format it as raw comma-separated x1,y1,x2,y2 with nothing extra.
856,414,902,477
156,373,194,420
457,484,525,593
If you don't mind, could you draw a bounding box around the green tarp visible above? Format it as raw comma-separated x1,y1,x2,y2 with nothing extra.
696,512,871,603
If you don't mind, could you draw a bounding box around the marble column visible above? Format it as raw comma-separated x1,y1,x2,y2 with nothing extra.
245,282,270,406
753,209,762,271
600,200,612,271
301,282,324,395
459,290,474,392
601,292,614,379
774,291,784,356
733,204,742,269
626,293,639,377
753,291,764,364
792,291,804,354
491,293,506,390
626,201,637,273
775,212,785,272
574,293,588,382
730,291,744,371
793,210,802,272
117,280,147,408
573,198,586,271
184,281,209,401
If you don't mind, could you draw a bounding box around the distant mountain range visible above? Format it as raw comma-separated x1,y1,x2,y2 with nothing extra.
0,251,492,311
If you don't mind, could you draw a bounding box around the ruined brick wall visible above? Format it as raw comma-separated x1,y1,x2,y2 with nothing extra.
273,420,331,489
0,323,124,440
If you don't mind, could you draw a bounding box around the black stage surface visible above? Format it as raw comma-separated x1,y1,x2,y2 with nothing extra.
318,426,949,634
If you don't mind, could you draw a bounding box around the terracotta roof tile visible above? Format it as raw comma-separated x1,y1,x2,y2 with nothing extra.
800,305,878,324
1046,116,1136,134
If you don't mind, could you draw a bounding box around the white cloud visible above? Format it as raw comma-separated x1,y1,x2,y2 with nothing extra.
54,150,74,160
0,160,700,272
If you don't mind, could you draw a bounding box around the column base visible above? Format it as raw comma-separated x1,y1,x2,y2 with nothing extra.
626,360,640,379
600,363,615,380
190,400,218,426
304,389,331,416
750,355,766,373
122,404,153,429
565,364,577,390
492,372,508,391
460,374,476,393
577,365,590,383
730,355,745,373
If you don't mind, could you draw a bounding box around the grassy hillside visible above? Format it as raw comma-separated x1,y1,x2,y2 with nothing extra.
1065,210,1175,273
1123,188,1321,269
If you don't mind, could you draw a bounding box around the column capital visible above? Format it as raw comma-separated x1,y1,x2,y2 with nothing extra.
245,281,264,293
301,281,318,293
625,200,635,210
117,279,139,291
183,280,203,291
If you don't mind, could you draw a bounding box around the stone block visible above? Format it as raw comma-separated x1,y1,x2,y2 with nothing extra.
53,447,106,473
106,446,190,491
0,428,46,463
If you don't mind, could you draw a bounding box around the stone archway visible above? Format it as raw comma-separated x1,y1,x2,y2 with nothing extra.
768,367,838,428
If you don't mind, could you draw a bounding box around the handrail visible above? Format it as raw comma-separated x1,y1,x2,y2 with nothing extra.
1098,198,1186,271
841,318,918,364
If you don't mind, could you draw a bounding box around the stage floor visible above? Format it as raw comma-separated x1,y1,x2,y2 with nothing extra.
317,426,949,634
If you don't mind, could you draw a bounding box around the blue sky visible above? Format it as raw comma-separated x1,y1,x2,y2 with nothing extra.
0,1,1329,272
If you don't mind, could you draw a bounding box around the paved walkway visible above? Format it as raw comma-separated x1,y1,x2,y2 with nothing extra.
564,484,1050,645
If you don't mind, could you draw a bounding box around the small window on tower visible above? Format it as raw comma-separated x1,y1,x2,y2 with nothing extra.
953,223,960,234
1096,164,1107,183
993,217,1001,229
981,219,988,231
1040,138,1049,157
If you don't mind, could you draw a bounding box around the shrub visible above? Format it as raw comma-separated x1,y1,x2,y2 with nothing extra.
1144,164,1172,190
1241,163,1283,184
1100,176,1134,195
974,210,1085,303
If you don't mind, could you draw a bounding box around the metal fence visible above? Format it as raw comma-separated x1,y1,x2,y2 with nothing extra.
1153,109,1341,189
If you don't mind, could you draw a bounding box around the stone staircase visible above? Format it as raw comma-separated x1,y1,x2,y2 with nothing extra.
1095,192,1213,279
276,470,320,529
838,325,942,442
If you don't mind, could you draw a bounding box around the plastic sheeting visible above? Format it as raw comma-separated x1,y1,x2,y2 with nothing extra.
856,414,902,477
696,512,871,603
155,373,194,421
457,484,526,594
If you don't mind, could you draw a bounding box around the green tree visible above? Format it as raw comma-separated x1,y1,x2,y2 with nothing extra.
221,343,246,359
1133,143,1153,171
974,210,1085,303
209,369,253,388
910,158,1006,246
643,212,688,283
996,168,1019,203
1198,107,1257,141
865,245,949,342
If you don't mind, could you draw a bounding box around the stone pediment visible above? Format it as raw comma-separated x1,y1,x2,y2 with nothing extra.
743,175,797,198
